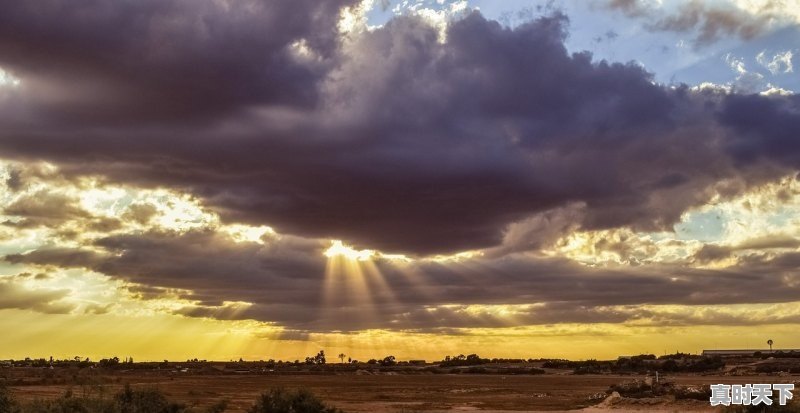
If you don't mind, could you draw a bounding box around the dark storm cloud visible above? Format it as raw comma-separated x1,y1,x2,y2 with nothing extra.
6,229,800,331
0,0,357,123
2,1,800,332
719,93,800,166
1,6,792,254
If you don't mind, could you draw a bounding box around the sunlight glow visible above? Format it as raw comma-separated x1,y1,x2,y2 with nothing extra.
223,224,275,244
324,240,375,261
428,250,481,263
0,68,20,87
338,0,375,34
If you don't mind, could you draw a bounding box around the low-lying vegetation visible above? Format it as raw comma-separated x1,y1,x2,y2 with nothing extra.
0,384,343,413
249,388,343,413
607,379,710,400
542,354,725,374
755,362,800,374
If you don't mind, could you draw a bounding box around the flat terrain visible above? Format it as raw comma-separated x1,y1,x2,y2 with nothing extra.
7,371,798,412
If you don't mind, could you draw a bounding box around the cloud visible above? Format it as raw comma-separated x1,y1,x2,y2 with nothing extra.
756,50,795,74
604,0,793,46
1,1,800,334
0,0,359,124
0,277,73,314
3,191,90,224
718,93,800,166
2,7,795,255
6,226,800,331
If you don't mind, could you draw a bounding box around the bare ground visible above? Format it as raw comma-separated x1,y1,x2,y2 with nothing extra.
6,372,798,412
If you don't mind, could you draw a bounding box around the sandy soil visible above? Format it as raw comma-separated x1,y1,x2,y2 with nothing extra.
6,372,798,412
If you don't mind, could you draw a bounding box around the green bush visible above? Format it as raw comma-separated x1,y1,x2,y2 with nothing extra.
249,388,343,413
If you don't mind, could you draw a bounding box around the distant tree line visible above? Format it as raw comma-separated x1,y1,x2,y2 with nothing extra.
542,354,724,374
439,354,489,367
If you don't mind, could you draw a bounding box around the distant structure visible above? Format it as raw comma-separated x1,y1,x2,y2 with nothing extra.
702,349,800,356
768,339,774,352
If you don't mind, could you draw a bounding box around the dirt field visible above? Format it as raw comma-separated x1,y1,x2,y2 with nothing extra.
9,371,798,412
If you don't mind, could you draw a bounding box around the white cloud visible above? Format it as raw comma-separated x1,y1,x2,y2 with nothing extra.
756,49,794,74
724,53,767,93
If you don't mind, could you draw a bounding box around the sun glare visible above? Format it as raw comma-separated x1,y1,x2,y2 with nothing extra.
324,240,375,261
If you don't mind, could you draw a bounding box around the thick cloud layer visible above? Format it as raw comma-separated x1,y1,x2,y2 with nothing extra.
1,0,800,333
3,2,796,255
6,227,800,331
0,0,356,122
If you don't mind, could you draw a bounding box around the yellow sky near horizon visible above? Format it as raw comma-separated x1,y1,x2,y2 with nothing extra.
1,308,798,362
2,160,800,362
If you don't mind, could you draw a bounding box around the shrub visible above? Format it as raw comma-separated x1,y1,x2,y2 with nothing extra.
0,384,16,413
115,385,186,413
205,400,228,413
249,388,343,413
3,384,233,413
755,362,800,374
15,390,117,413
607,381,655,398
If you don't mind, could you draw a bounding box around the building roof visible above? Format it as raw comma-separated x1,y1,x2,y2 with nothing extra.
702,349,800,355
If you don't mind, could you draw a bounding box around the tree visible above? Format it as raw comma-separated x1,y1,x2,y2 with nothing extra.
338,353,346,364
768,339,774,352
306,351,326,365
99,357,121,368
380,356,396,366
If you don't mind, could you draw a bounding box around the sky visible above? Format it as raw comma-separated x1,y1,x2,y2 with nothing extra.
1,0,799,362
